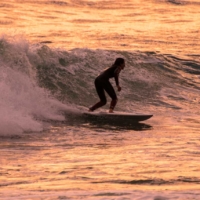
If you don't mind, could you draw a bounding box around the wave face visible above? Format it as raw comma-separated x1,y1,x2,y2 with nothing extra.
0,36,200,135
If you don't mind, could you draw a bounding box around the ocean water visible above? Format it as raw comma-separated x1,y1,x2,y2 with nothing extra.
1,0,200,199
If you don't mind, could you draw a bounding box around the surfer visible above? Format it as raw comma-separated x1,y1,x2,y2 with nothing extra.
89,58,125,113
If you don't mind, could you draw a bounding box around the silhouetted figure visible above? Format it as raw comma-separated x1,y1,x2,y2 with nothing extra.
89,58,125,113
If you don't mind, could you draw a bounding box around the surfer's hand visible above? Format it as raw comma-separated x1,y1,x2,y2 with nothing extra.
117,85,121,92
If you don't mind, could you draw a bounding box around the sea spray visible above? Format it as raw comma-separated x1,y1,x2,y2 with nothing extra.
0,37,70,135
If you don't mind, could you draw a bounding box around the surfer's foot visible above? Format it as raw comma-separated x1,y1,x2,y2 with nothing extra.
109,109,114,113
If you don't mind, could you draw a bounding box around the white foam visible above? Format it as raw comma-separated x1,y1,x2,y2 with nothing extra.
0,37,71,136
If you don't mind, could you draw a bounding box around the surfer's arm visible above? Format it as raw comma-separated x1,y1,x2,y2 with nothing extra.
114,67,122,91
114,67,120,86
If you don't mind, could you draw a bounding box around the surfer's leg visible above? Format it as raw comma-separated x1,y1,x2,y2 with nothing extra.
89,79,107,111
104,82,118,112
109,99,118,113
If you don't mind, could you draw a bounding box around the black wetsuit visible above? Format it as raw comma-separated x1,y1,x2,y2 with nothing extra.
90,64,121,111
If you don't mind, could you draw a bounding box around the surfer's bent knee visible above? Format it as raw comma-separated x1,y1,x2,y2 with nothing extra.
101,99,107,106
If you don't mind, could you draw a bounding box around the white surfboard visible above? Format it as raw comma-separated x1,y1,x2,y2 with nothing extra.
83,111,153,122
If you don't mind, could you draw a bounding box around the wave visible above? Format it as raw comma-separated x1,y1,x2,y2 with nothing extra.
0,36,200,135
167,0,182,5
0,36,71,135
91,176,200,185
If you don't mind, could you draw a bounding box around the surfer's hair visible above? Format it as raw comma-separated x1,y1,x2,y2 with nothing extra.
114,58,125,66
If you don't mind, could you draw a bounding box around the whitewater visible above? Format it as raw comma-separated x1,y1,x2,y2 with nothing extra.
1,0,200,199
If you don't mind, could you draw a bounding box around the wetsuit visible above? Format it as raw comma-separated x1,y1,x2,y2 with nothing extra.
90,64,122,111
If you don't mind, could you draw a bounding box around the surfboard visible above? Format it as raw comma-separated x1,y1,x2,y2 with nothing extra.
83,111,153,122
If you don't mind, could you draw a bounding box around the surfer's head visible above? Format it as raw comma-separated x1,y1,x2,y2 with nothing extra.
114,58,125,69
